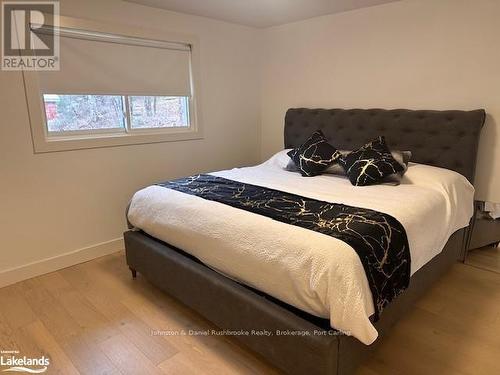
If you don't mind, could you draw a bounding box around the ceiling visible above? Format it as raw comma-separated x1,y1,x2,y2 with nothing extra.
124,0,401,28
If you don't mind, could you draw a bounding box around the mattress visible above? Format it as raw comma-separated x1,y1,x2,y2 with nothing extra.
127,150,474,345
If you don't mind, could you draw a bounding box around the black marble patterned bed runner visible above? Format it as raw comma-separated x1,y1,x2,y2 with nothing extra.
157,174,411,319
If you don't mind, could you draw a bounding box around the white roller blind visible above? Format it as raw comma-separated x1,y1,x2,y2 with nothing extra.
37,29,192,96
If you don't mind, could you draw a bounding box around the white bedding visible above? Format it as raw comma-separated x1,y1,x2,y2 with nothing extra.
127,150,474,345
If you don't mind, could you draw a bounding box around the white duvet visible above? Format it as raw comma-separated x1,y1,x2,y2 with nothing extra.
127,150,474,345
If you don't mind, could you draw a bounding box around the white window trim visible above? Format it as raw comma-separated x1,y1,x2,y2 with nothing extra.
23,16,203,153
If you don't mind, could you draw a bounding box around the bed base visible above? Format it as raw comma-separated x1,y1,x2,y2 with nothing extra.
124,229,465,375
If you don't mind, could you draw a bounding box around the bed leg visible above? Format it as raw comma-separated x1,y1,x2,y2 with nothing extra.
129,267,137,279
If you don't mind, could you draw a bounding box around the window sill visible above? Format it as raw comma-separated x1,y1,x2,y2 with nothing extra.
32,128,203,153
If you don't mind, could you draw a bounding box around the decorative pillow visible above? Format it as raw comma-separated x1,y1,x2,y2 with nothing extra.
326,150,410,176
286,150,348,174
287,130,341,177
287,149,412,178
332,150,412,185
381,150,412,185
340,136,405,186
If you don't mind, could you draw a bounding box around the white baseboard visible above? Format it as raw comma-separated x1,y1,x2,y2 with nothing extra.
0,238,124,288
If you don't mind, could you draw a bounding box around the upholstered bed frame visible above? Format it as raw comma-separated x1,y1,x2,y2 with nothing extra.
125,108,485,375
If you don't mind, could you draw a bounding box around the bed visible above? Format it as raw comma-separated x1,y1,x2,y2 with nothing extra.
125,108,485,375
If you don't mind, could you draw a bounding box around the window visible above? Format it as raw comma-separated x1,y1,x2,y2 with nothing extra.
44,94,125,133
42,94,190,134
129,96,189,129
24,20,201,153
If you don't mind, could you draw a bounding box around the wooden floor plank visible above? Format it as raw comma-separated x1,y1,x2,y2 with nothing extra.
0,283,37,330
1,251,499,375
104,306,178,366
122,295,249,373
60,263,178,366
58,290,121,344
60,335,121,375
19,278,82,342
99,334,163,375
0,312,19,350
17,276,121,375
157,352,211,375
22,320,80,375
466,245,500,274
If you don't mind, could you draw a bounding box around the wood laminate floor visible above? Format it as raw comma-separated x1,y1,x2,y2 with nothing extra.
0,251,499,375
467,245,500,274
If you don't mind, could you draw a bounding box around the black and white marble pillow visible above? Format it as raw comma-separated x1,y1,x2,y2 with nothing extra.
328,150,411,185
340,136,405,186
287,130,341,177
286,148,412,185
285,150,347,174
287,150,410,173
325,150,410,176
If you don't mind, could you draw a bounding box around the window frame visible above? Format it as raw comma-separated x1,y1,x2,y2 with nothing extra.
24,16,203,153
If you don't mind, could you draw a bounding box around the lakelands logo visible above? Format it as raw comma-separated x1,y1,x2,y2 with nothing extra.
1,1,60,70
0,350,49,373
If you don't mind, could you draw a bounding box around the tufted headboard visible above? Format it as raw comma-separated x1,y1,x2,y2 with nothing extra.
284,108,485,183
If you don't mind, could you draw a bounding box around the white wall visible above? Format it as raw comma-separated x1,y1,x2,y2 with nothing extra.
0,0,262,284
261,0,500,202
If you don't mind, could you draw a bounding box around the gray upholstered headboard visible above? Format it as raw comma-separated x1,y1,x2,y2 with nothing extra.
284,108,485,183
